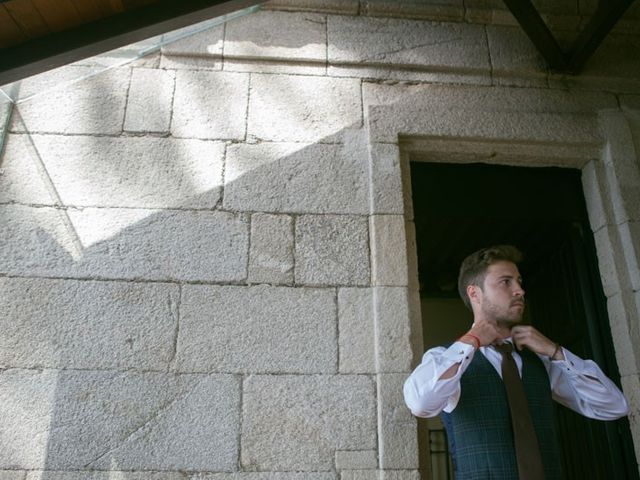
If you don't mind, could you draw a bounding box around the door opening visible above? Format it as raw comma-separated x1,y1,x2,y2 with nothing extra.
410,161,638,480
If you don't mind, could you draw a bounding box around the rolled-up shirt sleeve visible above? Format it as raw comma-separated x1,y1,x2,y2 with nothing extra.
544,347,629,420
403,342,476,417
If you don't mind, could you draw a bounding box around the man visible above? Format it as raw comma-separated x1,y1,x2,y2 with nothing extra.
403,245,628,480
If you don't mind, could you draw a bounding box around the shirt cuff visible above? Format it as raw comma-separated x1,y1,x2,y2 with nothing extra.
442,341,476,363
553,347,584,374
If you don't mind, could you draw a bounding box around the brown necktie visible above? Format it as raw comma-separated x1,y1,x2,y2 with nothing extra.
494,342,545,480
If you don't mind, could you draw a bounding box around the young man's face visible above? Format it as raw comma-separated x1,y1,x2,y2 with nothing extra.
476,260,525,326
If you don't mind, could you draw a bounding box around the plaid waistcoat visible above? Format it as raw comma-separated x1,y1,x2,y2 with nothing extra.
441,349,563,480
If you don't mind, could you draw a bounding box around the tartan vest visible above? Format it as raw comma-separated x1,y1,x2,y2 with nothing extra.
441,348,563,479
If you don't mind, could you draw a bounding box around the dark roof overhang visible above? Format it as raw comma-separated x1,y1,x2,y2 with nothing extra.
0,0,264,86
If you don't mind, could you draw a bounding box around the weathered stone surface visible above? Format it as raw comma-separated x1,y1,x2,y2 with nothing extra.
0,205,248,282
176,285,336,373
161,23,224,58
338,288,375,373
377,374,419,469
221,7,332,74
368,143,404,215
370,105,600,146
619,221,640,292
626,111,640,172
11,135,224,208
248,213,294,284
406,287,423,368
295,215,370,286
463,1,518,25
128,51,161,69
340,471,377,480
328,16,489,72
363,83,610,145
593,225,622,298
0,99,10,145
224,57,327,75
404,135,599,169
224,11,326,62
247,74,361,143
0,471,25,480
0,277,178,370
0,370,55,468
361,0,464,22
224,142,369,214
0,370,239,470
172,71,249,140
330,63,492,85
621,374,640,462
486,25,547,87
404,221,419,291
374,287,413,372
380,471,420,480
0,134,55,205
160,55,221,71
11,68,128,135
370,215,408,286
124,68,175,133
335,450,378,470
582,160,613,233
263,0,358,14
5,65,106,104
241,375,377,470
362,82,617,114
607,293,640,376
198,474,336,480
26,472,184,480
599,111,640,224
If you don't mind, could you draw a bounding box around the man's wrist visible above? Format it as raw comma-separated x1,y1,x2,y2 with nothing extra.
458,333,480,349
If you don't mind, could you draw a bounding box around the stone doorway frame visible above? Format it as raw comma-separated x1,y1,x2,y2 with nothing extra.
363,84,640,477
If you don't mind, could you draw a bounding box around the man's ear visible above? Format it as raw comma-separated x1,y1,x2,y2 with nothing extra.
467,284,481,305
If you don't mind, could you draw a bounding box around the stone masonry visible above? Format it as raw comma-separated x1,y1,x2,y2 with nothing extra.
1,1,640,479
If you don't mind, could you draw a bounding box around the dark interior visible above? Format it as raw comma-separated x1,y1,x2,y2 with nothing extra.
410,160,638,480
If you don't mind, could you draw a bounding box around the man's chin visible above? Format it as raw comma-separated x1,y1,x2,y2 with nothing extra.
498,318,523,330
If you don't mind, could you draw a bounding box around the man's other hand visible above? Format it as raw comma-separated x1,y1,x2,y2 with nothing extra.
511,325,564,360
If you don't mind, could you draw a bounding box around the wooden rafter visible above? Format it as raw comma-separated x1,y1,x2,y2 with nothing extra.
502,0,636,73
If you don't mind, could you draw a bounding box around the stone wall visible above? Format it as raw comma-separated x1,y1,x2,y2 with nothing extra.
1,1,640,479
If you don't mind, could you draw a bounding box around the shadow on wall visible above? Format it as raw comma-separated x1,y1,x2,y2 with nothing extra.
0,64,378,474
0,41,634,473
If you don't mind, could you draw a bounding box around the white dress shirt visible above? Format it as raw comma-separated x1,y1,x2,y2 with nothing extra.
403,340,629,420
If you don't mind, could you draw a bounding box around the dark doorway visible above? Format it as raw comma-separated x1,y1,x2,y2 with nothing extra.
410,161,638,480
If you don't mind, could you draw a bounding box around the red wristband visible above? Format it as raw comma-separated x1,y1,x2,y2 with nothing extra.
459,333,480,349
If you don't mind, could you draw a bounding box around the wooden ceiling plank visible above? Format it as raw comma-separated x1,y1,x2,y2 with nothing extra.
109,0,125,13
94,0,117,17
70,0,103,23
0,4,28,47
4,0,50,40
32,0,83,32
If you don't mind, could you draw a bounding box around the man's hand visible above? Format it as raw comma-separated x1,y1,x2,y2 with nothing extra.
465,318,503,347
511,325,564,360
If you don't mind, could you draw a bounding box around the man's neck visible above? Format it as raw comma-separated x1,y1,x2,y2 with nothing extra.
496,321,515,339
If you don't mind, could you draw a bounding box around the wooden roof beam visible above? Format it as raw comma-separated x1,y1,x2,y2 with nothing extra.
0,0,264,85
502,0,636,74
